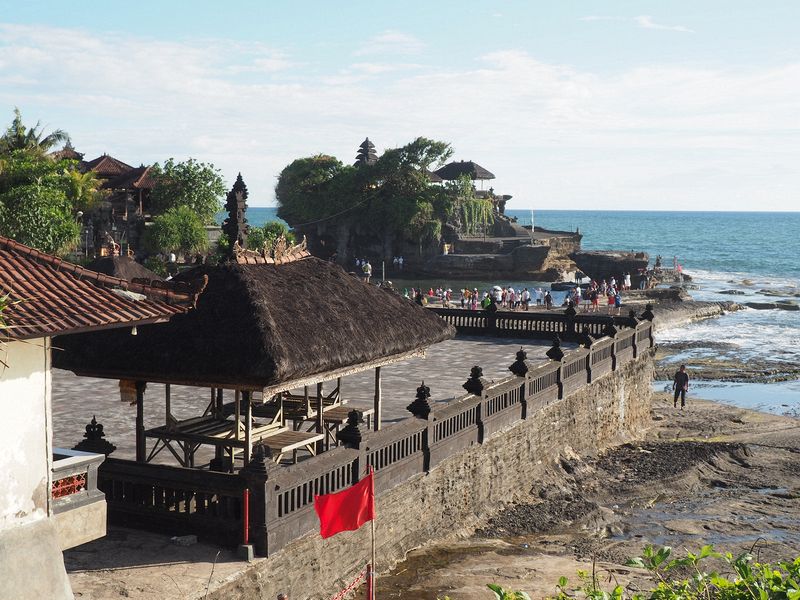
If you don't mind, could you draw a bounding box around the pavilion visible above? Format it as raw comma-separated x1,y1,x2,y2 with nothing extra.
54,174,455,471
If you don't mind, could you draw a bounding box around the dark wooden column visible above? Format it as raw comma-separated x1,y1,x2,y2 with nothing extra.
316,381,324,453
135,381,147,462
373,367,382,431
243,391,252,467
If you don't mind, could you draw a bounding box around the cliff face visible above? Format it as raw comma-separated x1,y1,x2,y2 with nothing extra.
420,244,561,280
571,250,649,282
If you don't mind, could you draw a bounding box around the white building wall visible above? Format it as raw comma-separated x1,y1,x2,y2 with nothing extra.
0,338,52,529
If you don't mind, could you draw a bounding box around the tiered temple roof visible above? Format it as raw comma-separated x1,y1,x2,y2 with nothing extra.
354,137,378,166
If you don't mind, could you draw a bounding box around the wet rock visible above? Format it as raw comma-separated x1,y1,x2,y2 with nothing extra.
746,302,777,310
776,300,799,311
718,289,746,295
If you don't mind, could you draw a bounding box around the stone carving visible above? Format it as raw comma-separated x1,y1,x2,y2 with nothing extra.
73,415,117,456
337,409,366,447
463,366,489,396
407,381,433,419
508,347,530,377
546,336,565,362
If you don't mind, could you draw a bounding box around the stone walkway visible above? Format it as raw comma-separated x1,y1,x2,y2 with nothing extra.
52,335,569,464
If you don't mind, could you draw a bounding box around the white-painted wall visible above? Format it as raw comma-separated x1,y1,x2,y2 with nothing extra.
0,338,52,530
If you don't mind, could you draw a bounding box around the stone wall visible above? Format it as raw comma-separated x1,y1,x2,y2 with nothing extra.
207,350,654,600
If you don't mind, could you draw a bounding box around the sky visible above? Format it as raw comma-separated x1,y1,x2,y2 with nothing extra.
1,1,798,211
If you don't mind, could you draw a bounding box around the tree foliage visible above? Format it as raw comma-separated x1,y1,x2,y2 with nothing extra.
0,183,79,255
0,107,68,155
149,158,226,224
246,220,295,251
144,205,208,256
275,137,454,245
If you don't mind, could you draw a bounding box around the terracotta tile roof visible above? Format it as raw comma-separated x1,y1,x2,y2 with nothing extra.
80,154,135,178
103,165,155,191
0,236,206,341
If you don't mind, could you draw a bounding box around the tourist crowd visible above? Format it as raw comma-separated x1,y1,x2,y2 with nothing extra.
403,274,630,316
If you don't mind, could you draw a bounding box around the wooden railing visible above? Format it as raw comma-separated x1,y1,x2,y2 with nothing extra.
95,316,654,557
98,458,246,546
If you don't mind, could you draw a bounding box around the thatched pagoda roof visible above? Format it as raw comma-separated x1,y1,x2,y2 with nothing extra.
434,160,495,181
80,154,134,178
54,256,455,392
86,256,164,282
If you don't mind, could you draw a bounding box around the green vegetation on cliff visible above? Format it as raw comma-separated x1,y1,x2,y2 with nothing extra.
276,137,494,250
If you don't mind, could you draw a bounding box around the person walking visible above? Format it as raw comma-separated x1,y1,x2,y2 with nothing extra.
672,365,689,409
362,260,372,283
544,291,553,310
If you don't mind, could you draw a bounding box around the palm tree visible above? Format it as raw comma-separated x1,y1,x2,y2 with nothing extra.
63,169,107,212
0,108,69,155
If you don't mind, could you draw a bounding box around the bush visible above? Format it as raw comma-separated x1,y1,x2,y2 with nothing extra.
144,205,208,258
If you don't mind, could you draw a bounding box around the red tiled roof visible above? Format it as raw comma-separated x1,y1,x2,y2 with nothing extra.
0,236,206,341
81,154,134,178
103,165,155,190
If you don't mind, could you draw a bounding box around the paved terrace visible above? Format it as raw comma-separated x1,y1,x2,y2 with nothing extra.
52,335,570,460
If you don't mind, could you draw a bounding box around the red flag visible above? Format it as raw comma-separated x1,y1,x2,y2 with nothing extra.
314,471,375,539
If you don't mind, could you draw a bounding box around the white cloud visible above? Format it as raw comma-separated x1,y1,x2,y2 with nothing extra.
0,23,797,211
634,15,695,33
580,15,695,33
353,30,425,56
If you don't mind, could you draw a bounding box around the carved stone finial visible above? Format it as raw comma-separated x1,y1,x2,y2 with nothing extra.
578,326,595,348
407,381,432,419
337,410,366,447
242,443,272,476
564,302,577,319
72,415,116,456
222,173,250,256
641,303,655,321
463,366,488,396
509,347,529,377
546,335,565,362
602,319,618,339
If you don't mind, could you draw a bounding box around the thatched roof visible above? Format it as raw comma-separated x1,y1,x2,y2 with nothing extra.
434,160,495,181
85,255,164,282
54,256,455,391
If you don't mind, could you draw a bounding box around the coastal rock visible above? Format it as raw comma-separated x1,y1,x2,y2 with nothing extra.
746,302,777,310
570,250,648,283
776,301,799,311
718,289,746,295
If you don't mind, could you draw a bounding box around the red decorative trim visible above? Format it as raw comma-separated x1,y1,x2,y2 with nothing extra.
52,473,87,498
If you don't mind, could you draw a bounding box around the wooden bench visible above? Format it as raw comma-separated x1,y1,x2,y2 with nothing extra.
144,415,281,468
260,430,325,464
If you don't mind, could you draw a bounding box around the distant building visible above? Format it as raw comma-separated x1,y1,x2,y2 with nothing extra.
54,144,156,257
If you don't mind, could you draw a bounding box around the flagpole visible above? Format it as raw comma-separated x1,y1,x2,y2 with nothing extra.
370,465,376,600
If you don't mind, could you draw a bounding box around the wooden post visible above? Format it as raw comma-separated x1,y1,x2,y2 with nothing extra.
234,390,241,440
373,367,382,431
135,381,146,462
165,383,171,423
316,381,324,454
243,391,252,467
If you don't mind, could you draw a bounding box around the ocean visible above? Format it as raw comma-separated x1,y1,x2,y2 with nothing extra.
236,207,800,415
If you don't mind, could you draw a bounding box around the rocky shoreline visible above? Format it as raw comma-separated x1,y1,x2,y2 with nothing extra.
368,293,800,599
369,397,800,599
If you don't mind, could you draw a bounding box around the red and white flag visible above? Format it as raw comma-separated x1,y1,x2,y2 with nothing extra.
314,471,375,539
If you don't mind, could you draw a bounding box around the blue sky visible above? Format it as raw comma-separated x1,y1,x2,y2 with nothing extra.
1,1,798,210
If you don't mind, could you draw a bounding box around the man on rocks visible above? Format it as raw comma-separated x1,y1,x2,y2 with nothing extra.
673,364,690,409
